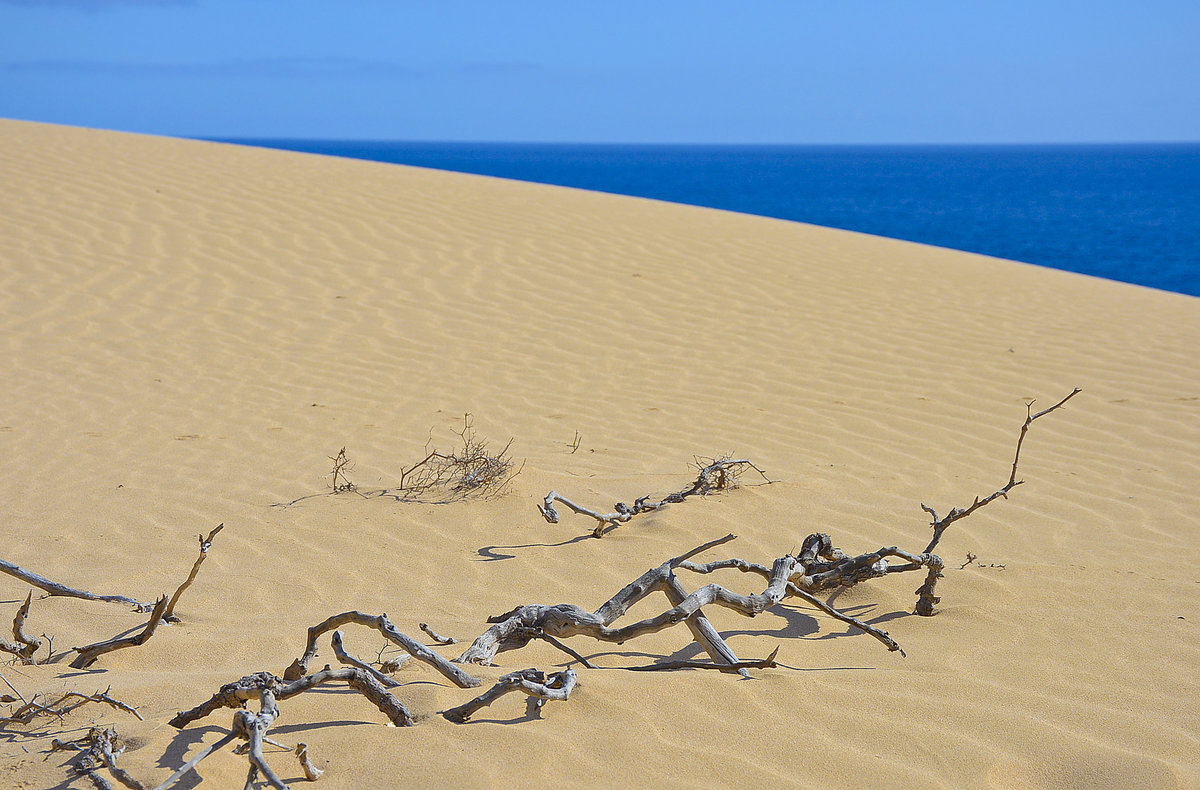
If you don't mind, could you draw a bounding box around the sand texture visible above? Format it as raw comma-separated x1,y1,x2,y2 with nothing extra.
1,119,1197,789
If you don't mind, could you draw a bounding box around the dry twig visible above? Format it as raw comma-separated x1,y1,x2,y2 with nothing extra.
328,447,357,493
540,456,770,537
163,523,223,622
0,558,151,612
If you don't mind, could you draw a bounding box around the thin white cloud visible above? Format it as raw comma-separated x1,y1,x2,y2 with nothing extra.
0,1,192,6
0,57,537,78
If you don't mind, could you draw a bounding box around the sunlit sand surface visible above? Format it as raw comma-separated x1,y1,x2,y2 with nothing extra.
1,119,1197,788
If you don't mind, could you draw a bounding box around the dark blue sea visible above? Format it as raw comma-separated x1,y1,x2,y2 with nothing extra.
217,140,1200,297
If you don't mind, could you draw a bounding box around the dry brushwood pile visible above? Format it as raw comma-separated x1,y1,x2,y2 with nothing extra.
276,414,521,509
0,391,1080,789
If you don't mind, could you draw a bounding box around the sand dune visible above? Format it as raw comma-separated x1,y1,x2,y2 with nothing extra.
1,119,1197,788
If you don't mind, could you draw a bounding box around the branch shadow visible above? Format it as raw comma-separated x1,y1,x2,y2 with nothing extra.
444,696,546,726
475,533,595,562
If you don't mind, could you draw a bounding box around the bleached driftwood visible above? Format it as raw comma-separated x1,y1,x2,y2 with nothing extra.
54,727,145,790
459,391,1081,665
284,611,480,687
231,687,285,790
169,668,412,729
163,668,409,788
330,629,401,688
295,743,323,782
162,671,356,790
0,558,152,612
71,596,169,669
441,667,577,723
0,592,41,663
539,457,769,537
162,523,223,622
419,622,457,645
456,534,764,675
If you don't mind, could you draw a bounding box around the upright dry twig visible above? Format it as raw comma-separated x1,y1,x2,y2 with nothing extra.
920,388,1082,555
328,447,357,493
163,523,223,622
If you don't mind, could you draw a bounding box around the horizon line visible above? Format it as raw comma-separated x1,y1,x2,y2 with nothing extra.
204,136,1200,149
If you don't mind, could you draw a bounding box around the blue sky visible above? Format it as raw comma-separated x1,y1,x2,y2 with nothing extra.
2,0,1197,143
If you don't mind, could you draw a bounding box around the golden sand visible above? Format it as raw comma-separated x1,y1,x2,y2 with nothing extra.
1,119,1197,788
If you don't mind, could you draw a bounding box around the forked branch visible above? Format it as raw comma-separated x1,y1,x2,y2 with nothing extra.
284,610,480,688
441,668,577,723
920,388,1081,555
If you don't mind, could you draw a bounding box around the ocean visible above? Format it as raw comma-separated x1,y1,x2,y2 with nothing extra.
215,140,1200,298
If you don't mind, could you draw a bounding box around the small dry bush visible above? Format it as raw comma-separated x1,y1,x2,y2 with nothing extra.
396,414,521,503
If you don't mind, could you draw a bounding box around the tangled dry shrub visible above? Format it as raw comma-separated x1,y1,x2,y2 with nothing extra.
394,414,521,503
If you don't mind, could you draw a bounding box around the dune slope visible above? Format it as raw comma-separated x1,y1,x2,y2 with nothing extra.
1,119,1197,789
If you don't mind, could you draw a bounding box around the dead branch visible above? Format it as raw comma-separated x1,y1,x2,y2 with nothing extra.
234,688,286,790
168,667,413,730
441,667,577,723
459,392,1077,671
58,727,146,790
0,592,41,663
149,732,239,790
0,674,141,730
328,447,357,493
536,632,597,668
161,685,300,790
71,595,169,669
331,629,401,688
295,743,323,781
163,523,223,623
283,611,480,688
419,622,457,645
920,388,1082,555
455,530,917,673
456,534,758,675
0,558,152,612
539,457,770,537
